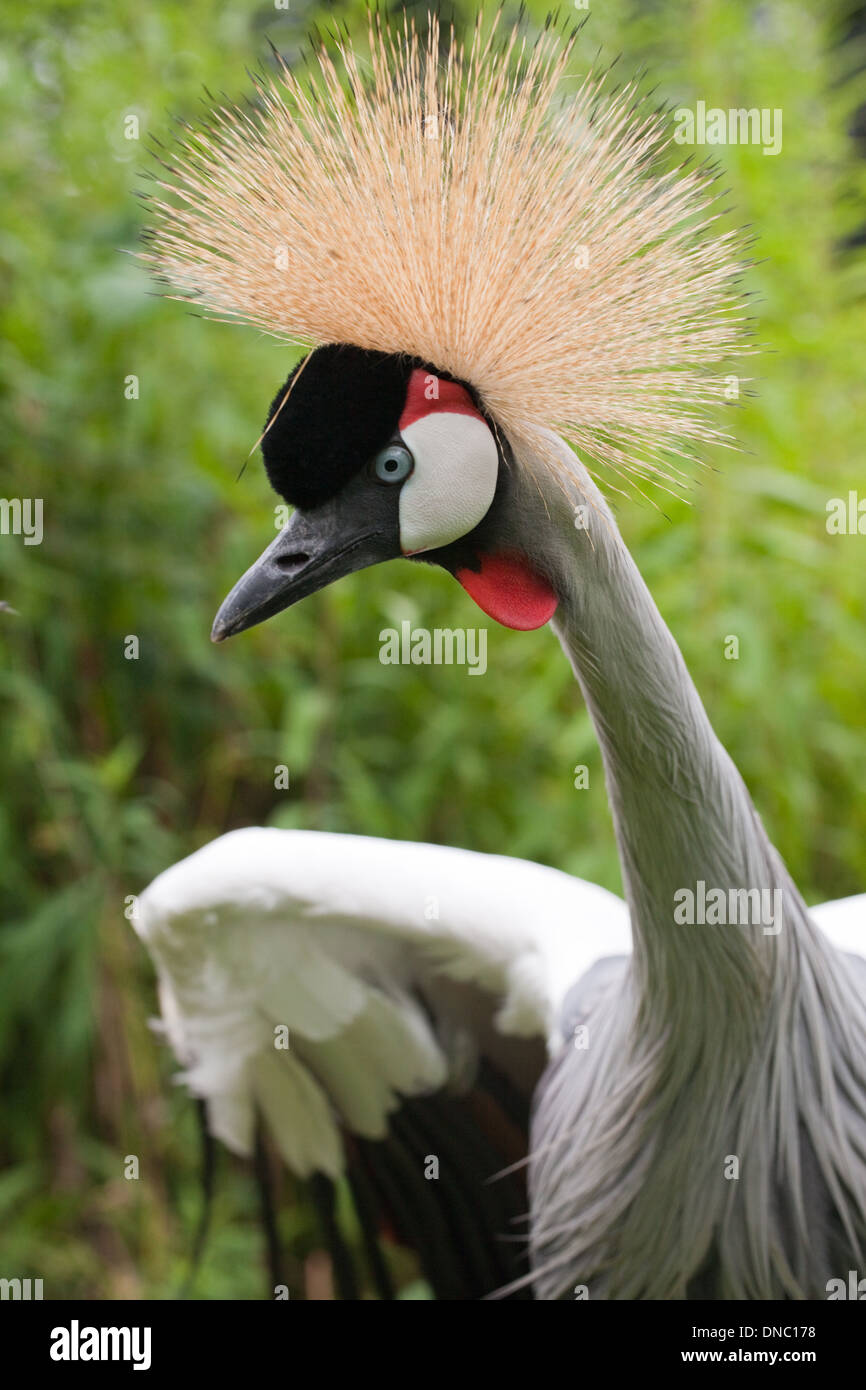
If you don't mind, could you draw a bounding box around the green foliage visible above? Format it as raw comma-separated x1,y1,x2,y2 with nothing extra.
0,0,864,1298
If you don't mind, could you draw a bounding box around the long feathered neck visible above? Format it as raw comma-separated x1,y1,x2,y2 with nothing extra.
514,435,807,1014
555,497,802,1023
511,434,866,1298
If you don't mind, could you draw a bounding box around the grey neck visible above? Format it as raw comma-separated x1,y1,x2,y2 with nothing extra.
508,435,816,1035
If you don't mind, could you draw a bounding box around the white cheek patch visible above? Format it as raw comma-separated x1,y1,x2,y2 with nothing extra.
398,413,499,553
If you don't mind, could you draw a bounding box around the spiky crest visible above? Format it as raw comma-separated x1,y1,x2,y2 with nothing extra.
143,10,749,495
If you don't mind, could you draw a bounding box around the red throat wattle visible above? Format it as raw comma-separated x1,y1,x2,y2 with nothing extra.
456,553,558,631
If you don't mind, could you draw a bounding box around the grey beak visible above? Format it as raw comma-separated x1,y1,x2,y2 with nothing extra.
211,488,402,641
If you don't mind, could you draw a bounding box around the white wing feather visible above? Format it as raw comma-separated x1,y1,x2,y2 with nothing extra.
135,827,630,1177
136,831,865,1179
810,893,866,960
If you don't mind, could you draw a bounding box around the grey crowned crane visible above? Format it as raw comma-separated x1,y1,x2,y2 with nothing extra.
137,13,866,1298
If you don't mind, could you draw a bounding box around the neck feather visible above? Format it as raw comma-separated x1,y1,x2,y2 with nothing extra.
517,440,811,1025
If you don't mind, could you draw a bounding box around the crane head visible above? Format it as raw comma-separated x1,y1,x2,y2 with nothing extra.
210,344,558,642
144,16,747,634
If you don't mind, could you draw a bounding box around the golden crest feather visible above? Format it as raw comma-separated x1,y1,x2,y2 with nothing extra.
143,10,749,494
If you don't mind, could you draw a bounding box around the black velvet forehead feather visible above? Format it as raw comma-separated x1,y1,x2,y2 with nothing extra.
261,345,414,510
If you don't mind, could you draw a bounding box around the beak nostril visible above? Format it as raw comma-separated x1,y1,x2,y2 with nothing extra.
274,551,310,574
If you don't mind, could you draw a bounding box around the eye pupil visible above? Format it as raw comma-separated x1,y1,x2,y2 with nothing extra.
371,443,414,484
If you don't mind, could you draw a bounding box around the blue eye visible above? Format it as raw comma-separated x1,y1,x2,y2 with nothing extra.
371,443,414,484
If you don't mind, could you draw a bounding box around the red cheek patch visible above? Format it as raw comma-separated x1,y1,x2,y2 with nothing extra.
455,553,558,631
